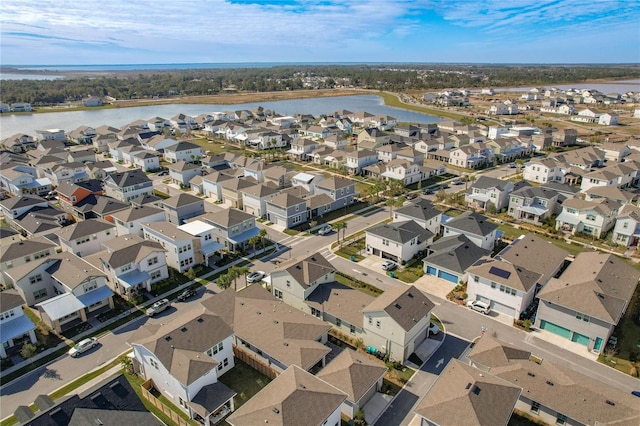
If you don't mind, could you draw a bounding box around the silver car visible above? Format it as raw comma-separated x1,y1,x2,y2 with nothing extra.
146,298,170,316
68,337,98,358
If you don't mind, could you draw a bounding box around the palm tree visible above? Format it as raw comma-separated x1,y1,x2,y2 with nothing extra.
334,222,346,247
248,235,261,253
258,228,268,249
217,274,232,290
228,266,250,290
386,196,405,219
340,221,348,247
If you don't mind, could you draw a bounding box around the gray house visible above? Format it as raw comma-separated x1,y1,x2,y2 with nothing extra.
312,176,356,213
423,234,491,284
168,161,201,188
265,193,308,229
535,252,640,353
195,209,259,251
465,176,516,211
507,186,560,225
162,193,205,225
394,198,442,236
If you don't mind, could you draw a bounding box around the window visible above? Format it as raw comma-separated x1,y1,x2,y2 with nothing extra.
83,281,98,292
376,320,381,328
29,274,43,285
368,317,372,325
474,275,479,282
586,214,596,221
382,239,389,246
576,312,590,322
491,282,496,289
556,413,567,425
286,280,291,287
0,310,15,321
179,397,187,408
223,357,229,367
150,358,159,369
150,270,162,280
531,401,540,414
500,285,506,293
336,318,341,327
148,257,158,266
311,307,321,318
121,264,132,272
274,289,283,300
350,325,356,334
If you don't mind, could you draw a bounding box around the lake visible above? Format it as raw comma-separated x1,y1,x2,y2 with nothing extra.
0,73,63,80
0,95,442,139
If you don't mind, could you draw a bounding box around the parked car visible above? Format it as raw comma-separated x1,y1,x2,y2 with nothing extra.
157,170,168,176
247,271,265,283
177,288,197,302
508,162,517,168
428,322,440,335
406,192,418,200
146,298,170,316
466,300,491,315
423,188,434,195
451,178,463,185
381,261,397,271
68,337,98,358
318,224,333,235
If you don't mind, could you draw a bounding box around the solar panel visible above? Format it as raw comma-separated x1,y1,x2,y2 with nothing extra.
489,266,511,279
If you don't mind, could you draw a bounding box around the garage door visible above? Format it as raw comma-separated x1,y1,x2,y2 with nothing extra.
540,320,571,339
426,266,437,276
492,301,516,318
437,270,458,283
571,332,590,346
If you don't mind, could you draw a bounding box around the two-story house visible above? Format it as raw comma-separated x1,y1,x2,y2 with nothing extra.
535,252,640,353
442,211,498,250
555,198,619,238
394,198,442,236
86,235,168,299
362,286,434,364
265,193,308,229
164,141,203,164
0,237,57,287
103,169,154,203
194,209,259,253
345,149,378,175
240,184,281,219
58,218,116,258
312,176,356,213
142,221,201,273
380,160,422,186
465,176,516,211
365,220,433,264
507,186,560,224
162,193,205,225
111,205,166,237
357,128,390,151
168,161,201,188
131,309,236,425
612,204,640,247
25,254,115,332
0,195,48,225
287,138,319,161
523,158,567,184
177,220,224,267
423,234,491,284
0,291,37,358
449,143,494,169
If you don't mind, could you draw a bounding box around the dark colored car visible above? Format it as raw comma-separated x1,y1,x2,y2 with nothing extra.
177,288,197,302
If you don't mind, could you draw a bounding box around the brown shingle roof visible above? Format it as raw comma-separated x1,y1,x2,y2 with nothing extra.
363,285,434,332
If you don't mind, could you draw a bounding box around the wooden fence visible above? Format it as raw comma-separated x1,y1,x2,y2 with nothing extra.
233,346,280,380
140,379,191,426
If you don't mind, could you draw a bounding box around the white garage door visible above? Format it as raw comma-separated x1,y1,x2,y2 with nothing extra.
492,300,516,317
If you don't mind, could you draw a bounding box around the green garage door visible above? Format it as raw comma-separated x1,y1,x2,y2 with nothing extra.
571,332,590,346
540,320,571,339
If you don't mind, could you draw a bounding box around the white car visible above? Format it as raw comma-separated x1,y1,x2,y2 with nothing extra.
381,261,397,271
318,224,333,235
247,271,265,283
428,322,440,335
68,337,98,358
146,298,170,316
467,300,491,315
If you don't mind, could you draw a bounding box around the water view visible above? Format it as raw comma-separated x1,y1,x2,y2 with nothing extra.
0,95,442,139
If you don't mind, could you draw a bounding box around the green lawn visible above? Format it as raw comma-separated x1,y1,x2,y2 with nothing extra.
497,223,587,256
218,360,272,414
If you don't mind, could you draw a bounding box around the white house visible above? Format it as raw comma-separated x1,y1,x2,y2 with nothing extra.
142,221,201,273
555,198,619,238
365,220,433,264
58,218,116,258
442,211,498,250
111,205,166,237
0,291,37,358
612,204,640,247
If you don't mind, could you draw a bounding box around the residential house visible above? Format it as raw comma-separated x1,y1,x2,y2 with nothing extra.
265,193,308,229
132,150,161,172
168,161,202,188
287,138,318,161
467,336,640,426
0,165,51,196
423,234,491,284
581,162,639,191
44,162,89,186
10,103,32,112
58,218,116,258
0,237,58,287
523,158,567,184
56,179,103,211
164,141,203,164
141,135,178,152
465,176,515,211
599,142,631,162
365,220,433,264
86,160,118,180
12,206,70,238
72,195,129,221
130,308,236,425
394,198,442,236
612,204,640,247
86,235,168,299
369,114,397,131
227,365,346,426
362,285,435,363
598,113,618,125
555,198,619,238
442,211,498,250
202,284,332,373
346,149,378,175
0,195,49,226
535,252,640,353
162,193,205,225
219,177,258,208
316,350,386,419
507,186,560,224
381,160,422,186
247,130,285,150
1,134,36,153
25,254,115,332
103,169,153,203
67,148,96,164
357,128,390,150
240,184,281,219
142,221,201,273
111,205,165,237
0,228,21,246
376,144,404,163
177,220,224,267
0,290,37,358
449,143,494,169
414,359,521,426
35,129,66,143
312,176,357,213
301,124,333,140
130,193,163,208
170,113,197,132
584,185,637,205
194,209,259,252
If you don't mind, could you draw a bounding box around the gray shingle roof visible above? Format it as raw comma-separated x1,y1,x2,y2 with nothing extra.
162,193,202,208
445,211,498,236
424,234,491,274
363,285,434,332
57,218,114,241
0,237,56,262
105,169,151,188
366,220,433,244
395,198,441,221
0,290,25,312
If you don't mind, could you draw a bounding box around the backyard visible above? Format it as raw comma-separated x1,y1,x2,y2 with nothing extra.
218,360,272,426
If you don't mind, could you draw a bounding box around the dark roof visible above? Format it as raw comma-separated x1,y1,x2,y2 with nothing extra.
58,218,114,241
189,382,237,418
510,185,558,200
445,211,498,236
278,252,335,289
0,290,25,312
395,198,441,221
162,193,203,208
165,141,201,152
105,169,151,188
0,228,20,239
366,220,433,244
0,194,47,210
25,374,161,426
130,193,162,206
56,179,103,197
424,234,491,274
0,237,57,262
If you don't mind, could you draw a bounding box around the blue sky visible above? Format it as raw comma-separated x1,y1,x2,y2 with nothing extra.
1,0,639,65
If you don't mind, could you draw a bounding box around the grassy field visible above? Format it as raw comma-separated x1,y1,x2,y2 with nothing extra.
375,92,468,121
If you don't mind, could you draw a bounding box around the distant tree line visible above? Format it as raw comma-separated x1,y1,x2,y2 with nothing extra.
1,64,638,105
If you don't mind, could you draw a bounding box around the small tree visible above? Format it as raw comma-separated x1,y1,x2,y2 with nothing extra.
354,409,367,426
486,201,497,215
334,222,346,247
434,188,447,203
21,342,37,359
121,356,134,374
185,267,196,280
